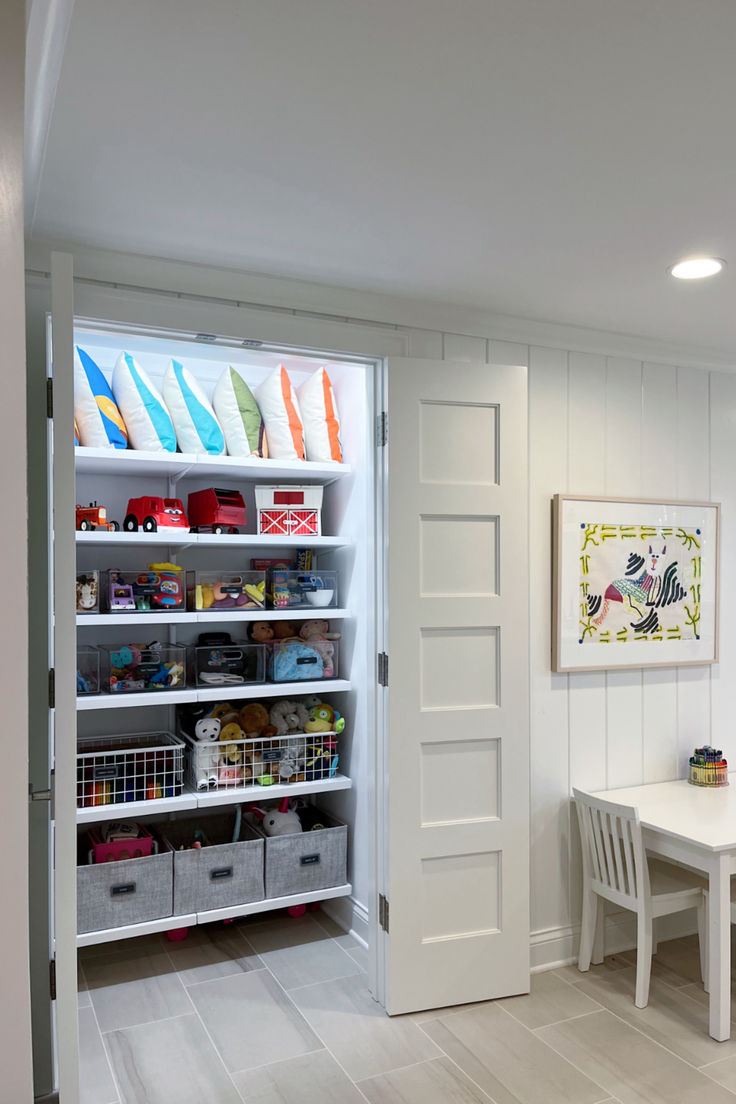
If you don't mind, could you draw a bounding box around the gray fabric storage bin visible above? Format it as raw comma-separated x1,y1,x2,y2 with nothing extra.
254,810,348,898
77,850,173,934
163,813,264,914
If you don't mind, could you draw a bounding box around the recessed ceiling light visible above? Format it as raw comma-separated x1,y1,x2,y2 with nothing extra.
668,256,726,280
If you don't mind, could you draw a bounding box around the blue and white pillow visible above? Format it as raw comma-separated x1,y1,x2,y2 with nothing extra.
112,353,177,453
162,360,225,455
73,346,128,449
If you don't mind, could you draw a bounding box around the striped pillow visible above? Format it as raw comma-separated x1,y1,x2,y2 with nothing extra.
255,365,305,460
162,359,225,455
112,353,177,453
298,367,343,463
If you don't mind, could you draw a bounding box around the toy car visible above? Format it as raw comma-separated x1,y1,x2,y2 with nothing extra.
187,488,247,534
76,502,119,532
123,497,189,533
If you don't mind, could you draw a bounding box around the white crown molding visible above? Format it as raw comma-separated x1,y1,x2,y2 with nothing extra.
26,236,736,372
24,0,76,236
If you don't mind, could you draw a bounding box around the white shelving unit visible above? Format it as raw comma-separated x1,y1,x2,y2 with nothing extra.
70,321,372,948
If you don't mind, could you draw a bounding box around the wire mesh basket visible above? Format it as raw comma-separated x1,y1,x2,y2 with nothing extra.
183,731,339,792
76,731,186,808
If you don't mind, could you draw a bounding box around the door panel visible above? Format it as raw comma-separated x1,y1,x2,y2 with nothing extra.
385,357,529,1014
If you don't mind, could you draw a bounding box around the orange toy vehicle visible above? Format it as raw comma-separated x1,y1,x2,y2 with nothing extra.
76,502,119,532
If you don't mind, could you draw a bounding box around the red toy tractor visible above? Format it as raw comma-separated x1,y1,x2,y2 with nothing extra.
187,488,246,534
123,497,189,533
76,502,119,531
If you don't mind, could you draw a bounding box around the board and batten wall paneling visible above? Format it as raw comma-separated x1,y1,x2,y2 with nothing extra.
709,373,736,758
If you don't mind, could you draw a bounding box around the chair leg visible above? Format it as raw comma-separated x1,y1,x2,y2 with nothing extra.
635,911,653,1008
592,896,605,965
578,888,599,972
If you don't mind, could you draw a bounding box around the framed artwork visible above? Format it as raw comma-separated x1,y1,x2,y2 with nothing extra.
552,495,719,673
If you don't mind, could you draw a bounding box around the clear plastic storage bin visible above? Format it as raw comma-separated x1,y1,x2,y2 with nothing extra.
77,646,100,695
188,571,266,611
103,565,186,612
99,643,187,693
188,638,266,688
76,731,185,808
266,570,338,609
268,637,339,681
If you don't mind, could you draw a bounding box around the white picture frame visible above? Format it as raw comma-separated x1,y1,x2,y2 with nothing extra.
552,494,720,673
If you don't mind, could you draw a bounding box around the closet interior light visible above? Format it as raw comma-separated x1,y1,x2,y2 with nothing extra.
668,257,725,280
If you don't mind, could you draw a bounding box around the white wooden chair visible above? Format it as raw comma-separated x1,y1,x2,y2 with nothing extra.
573,788,706,1007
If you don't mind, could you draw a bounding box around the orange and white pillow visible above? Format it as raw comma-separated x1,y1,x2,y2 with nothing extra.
255,365,305,459
298,367,343,463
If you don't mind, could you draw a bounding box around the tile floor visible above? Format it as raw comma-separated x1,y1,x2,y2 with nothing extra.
78,918,736,1104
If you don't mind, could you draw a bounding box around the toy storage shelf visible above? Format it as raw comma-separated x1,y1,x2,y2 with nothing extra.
75,446,352,483
75,774,352,824
76,883,353,947
76,531,350,549
196,773,352,810
77,608,351,627
76,791,198,824
77,679,353,710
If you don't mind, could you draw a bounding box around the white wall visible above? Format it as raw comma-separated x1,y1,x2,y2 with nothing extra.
1,0,35,1100
27,240,736,973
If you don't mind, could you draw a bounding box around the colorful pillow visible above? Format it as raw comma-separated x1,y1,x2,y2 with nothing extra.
162,359,225,455
255,365,305,460
112,353,177,453
212,366,268,457
298,367,343,463
73,346,128,449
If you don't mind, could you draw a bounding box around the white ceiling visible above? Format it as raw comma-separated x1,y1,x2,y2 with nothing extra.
30,0,736,354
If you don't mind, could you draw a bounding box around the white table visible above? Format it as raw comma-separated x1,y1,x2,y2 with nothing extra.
592,777,736,1041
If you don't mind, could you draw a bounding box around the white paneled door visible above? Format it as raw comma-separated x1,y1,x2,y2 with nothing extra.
384,357,529,1014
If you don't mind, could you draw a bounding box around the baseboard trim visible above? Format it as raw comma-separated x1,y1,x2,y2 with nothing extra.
320,895,369,948
530,910,699,974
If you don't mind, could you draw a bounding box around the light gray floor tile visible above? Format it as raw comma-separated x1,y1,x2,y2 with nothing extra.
332,933,369,973
358,1055,495,1103
538,1008,736,1104
78,957,91,1008
553,955,636,987
290,972,441,1081
86,950,192,1033
78,1006,119,1104
233,1049,366,1103
679,982,736,1025
105,1013,241,1104
166,922,264,986
573,965,736,1067
245,914,362,990
310,911,347,938
497,971,603,1030
619,934,705,989
188,970,321,1073
79,933,166,961
423,1003,606,1104
701,1054,736,1093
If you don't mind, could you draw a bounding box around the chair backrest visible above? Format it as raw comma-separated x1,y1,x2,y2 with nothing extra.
573,788,649,908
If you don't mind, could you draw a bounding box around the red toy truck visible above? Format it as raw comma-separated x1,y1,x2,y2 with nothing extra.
187,488,247,534
76,502,119,531
123,497,189,533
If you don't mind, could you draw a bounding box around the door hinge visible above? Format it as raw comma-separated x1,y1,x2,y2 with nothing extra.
376,411,388,447
378,893,390,933
377,652,389,687
48,668,55,708
46,378,53,419
29,771,55,814
49,958,56,1001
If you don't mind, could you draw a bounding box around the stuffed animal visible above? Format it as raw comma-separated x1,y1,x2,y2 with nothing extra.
248,620,274,643
299,621,340,677
238,702,278,740
251,798,302,836
270,699,309,736
305,702,345,735
193,716,221,791
273,621,297,640
278,739,306,783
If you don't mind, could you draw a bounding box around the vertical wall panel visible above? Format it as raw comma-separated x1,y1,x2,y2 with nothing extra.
709,373,736,748
640,363,679,782
604,357,644,789
528,346,571,935
489,340,529,367
443,333,487,362
406,329,443,359
675,367,712,769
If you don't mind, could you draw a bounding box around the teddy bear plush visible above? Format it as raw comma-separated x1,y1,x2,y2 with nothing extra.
193,716,221,791
238,702,278,740
269,699,310,736
298,620,341,677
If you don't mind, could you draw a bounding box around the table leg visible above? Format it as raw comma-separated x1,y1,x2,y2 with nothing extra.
708,852,731,1041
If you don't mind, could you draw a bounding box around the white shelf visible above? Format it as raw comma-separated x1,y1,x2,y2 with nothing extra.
196,774,352,810
75,446,351,483
76,531,349,549
77,679,352,709
76,792,198,824
75,883,352,946
77,608,350,627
